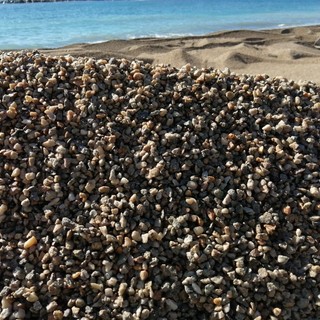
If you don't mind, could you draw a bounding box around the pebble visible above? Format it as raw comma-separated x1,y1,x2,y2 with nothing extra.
0,204,8,215
277,255,290,264
23,236,37,249
273,308,282,316
193,226,204,236
0,51,319,320
140,270,149,281
166,299,178,311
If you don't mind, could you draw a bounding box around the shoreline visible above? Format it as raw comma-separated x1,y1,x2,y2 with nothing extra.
3,24,320,84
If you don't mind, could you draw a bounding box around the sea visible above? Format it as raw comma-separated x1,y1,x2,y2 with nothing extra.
0,0,320,50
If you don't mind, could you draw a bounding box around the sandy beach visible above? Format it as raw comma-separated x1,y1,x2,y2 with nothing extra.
40,25,320,84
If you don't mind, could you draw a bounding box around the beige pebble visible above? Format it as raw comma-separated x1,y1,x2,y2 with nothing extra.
140,270,149,281
0,204,8,216
1,296,12,309
25,172,36,181
310,186,320,199
11,168,21,177
133,72,144,81
26,292,38,303
90,283,104,291
72,272,81,279
193,226,204,236
213,297,222,306
118,283,128,296
53,310,64,320
123,237,132,247
85,180,96,193
129,194,137,203
42,139,56,148
282,206,292,215
309,265,320,277
186,197,198,206
226,91,234,100
273,308,282,316
24,236,37,249
132,230,141,242
21,198,30,207
6,106,17,119
98,186,110,193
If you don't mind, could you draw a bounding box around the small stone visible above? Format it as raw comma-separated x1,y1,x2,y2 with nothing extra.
222,194,232,205
212,276,223,285
132,230,141,242
187,181,198,190
193,226,204,236
42,139,56,148
273,308,282,316
265,224,277,235
141,309,150,319
282,206,291,215
85,180,96,193
53,310,64,320
98,186,110,193
0,204,8,216
258,268,268,278
21,198,30,207
262,124,272,132
309,265,320,278
75,298,86,308
186,197,197,206
46,301,58,312
247,179,255,190
11,168,21,177
140,270,148,281
226,91,234,100
166,299,178,311
25,172,36,181
90,283,104,291
133,72,144,81
277,255,289,264
141,233,149,243
118,283,128,296
24,236,37,249
26,292,38,303
191,282,202,295
310,186,320,199
71,306,80,316
107,277,117,286
275,120,291,133
259,212,273,224
186,197,199,211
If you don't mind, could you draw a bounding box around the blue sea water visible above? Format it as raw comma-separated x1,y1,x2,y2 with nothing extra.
0,0,320,49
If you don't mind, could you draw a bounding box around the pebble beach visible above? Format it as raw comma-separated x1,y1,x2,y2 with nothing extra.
0,50,319,319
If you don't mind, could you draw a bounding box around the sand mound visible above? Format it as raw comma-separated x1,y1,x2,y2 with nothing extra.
40,25,320,84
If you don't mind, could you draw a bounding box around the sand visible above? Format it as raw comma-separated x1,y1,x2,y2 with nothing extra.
39,25,320,85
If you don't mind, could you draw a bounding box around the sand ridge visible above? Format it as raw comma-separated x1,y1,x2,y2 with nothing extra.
40,25,320,84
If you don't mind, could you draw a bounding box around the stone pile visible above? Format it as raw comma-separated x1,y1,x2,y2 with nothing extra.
0,51,319,319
